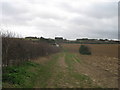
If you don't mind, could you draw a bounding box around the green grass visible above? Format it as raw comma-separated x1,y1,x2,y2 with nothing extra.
3,61,39,88
73,54,81,63
35,53,60,88
3,53,60,88
65,53,75,71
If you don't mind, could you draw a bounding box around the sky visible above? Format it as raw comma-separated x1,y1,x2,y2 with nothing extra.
0,0,119,40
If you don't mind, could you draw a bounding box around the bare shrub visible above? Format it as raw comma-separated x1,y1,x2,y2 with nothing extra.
2,31,60,66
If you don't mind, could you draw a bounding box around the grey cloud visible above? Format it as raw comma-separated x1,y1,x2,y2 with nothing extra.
60,2,117,19
1,0,118,40
85,2,117,19
2,2,27,16
2,2,33,25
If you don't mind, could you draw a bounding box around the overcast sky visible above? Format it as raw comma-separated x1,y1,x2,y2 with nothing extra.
0,0,119,40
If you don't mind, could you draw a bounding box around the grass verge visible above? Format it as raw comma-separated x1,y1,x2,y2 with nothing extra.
3,53,60,88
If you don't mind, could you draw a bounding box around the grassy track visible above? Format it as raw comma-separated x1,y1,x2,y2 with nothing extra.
3,52,99,88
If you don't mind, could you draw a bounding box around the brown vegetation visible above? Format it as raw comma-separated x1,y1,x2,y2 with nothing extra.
2,32,60,67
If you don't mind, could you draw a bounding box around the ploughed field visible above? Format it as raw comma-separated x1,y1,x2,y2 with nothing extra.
61,43,118,57
61,43,119,88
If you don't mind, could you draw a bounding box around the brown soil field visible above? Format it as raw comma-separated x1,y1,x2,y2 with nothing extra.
61,43,119,58
61,43,119,88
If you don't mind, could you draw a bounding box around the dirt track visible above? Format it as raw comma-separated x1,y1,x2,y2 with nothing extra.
32,44,119,88
45,53,98,88
34,51,118,88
